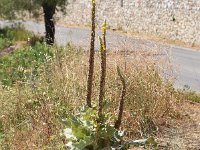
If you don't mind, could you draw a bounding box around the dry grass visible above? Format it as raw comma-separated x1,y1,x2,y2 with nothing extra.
0,43,177,149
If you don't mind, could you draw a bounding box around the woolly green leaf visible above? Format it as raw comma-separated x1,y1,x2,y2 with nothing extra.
74,136,93,150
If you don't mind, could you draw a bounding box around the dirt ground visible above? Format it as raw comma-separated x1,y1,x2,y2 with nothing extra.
156,101,200,150
130,101,200,150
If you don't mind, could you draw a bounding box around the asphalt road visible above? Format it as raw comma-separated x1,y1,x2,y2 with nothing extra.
1,20,200,91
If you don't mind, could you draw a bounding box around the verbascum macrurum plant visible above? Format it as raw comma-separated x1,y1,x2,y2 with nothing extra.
62,106,126,150
62,106,156,149
62,1,157,149
62,17,127,149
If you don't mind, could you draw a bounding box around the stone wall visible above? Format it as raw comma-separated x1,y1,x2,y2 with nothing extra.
57,0,200,45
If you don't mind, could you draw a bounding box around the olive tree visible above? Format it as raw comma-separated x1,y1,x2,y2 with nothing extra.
0,0,68,45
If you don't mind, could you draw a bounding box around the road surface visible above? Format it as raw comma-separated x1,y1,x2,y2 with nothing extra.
1,20,200,91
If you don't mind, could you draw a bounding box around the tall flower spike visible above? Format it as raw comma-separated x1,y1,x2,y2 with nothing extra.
102,19,107,51
86,0,96,107
98,21,107,119
115,66,126,129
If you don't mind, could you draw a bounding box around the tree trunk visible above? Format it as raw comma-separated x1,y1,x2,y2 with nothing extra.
42,2,56,45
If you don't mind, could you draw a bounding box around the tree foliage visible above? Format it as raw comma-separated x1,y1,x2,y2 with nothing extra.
0,0,68,19
0,0,68,44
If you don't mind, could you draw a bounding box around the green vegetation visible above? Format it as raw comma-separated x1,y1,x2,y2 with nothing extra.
0,25,50,87
176,90,200,103
187,92,200,103
0,37,12,51
63,107,157,149
0,25,35,51
63,106,126,149
0,43,54,86
0,25,32,42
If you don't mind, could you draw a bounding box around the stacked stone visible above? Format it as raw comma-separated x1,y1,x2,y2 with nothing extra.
57,0,200,45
